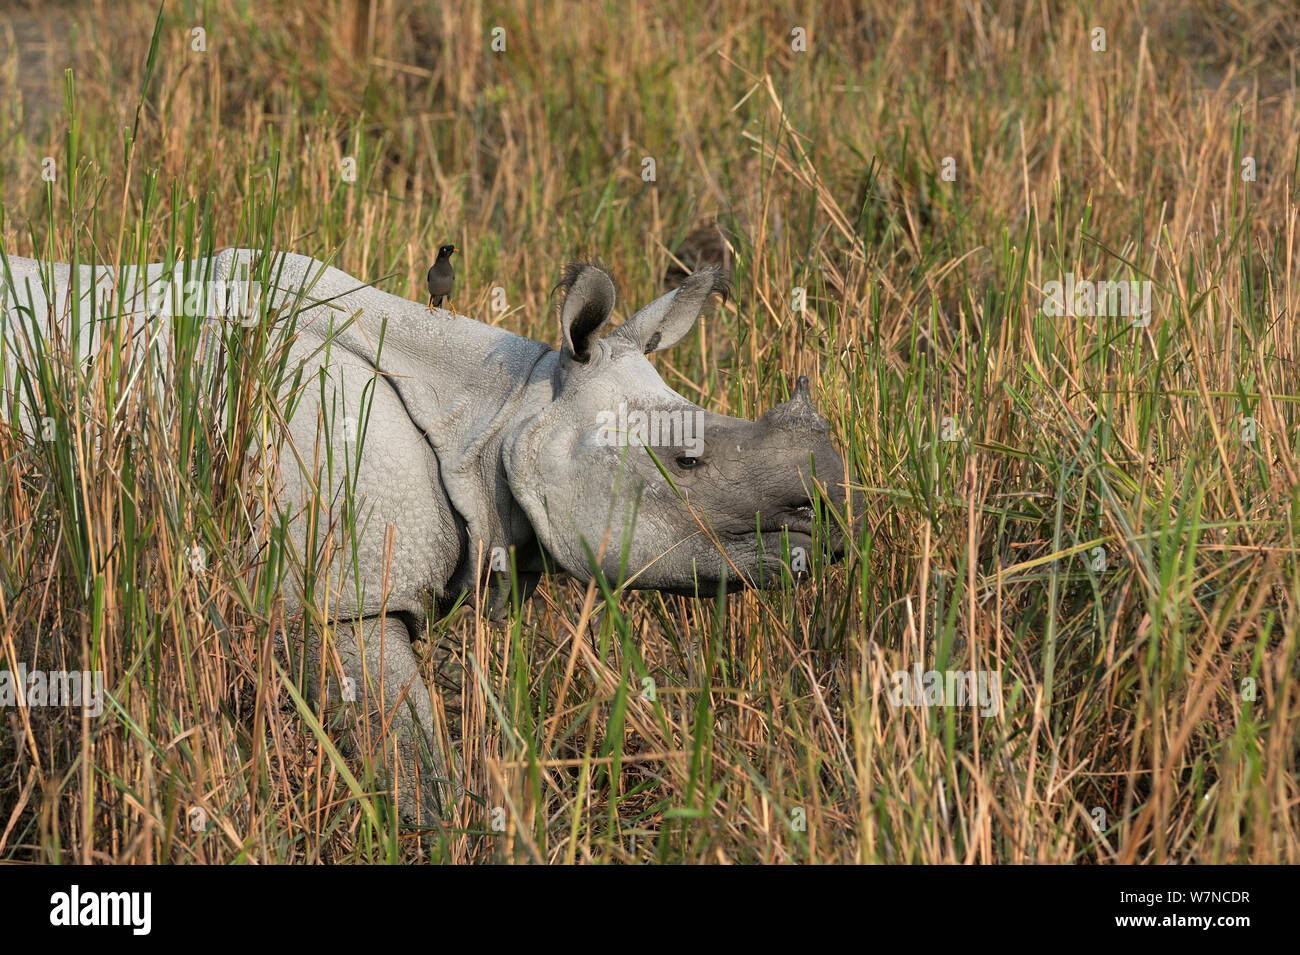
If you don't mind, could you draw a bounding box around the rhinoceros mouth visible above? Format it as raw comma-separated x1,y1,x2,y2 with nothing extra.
754,501,848,561
758,530,814,554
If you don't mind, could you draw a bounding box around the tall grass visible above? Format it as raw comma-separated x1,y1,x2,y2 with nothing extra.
0,0,1297,863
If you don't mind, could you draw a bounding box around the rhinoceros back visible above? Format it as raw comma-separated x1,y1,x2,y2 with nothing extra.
0,249,466,621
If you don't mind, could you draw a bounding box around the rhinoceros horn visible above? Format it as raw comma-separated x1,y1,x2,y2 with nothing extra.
760,375,831,435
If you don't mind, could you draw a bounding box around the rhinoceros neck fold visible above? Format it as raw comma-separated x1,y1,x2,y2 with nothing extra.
256,251,554,581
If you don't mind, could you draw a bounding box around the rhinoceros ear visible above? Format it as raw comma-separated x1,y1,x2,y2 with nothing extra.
614,266,729,354
555,263,617,363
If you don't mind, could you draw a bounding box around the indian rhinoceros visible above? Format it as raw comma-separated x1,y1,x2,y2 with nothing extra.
0,249,851,821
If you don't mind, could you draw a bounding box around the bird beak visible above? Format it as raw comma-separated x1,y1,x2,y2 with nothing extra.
452,247,459,255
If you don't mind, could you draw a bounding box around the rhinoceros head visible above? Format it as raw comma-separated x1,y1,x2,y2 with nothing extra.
504,264,849,594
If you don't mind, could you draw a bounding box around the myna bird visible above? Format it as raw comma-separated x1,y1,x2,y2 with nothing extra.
664,221,733,292
427,244,458,311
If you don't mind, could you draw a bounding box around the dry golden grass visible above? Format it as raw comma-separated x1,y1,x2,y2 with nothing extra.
0,0,1297,863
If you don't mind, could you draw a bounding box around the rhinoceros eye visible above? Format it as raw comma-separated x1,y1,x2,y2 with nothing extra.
675,455,700,470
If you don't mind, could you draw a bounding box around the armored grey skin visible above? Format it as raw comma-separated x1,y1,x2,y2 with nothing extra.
1,250,851,822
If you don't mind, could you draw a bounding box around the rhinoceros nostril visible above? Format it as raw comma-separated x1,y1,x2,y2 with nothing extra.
778,503,816,531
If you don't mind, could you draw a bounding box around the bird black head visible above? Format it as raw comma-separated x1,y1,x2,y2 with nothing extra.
438,244,458,260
